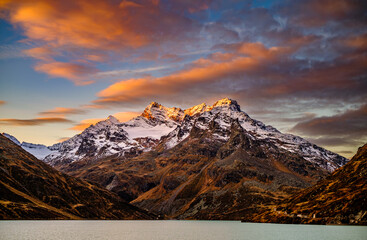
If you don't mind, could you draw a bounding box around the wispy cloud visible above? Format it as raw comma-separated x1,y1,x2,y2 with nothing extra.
291,104,367,151
70,111,140,131
34,61,97,85
0,117,73,126
39,107,87,117
96,65,173,78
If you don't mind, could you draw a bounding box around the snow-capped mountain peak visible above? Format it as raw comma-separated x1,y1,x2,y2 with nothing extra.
211,98,241,111
141,102,184,123
184,98,241,117
106,115,119,124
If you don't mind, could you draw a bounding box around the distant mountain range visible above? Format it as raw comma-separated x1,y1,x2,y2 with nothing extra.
3,98,356,221
0,134,155,220
2,133,60,159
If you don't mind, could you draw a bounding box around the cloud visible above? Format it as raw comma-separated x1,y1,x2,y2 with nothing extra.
58,137,70,142
287,0,366,27
96,65,173,78
113,111,141,122
0,0,204,83
39,107,86,117
0,101,5,106
93,42,294,106
23,46,56,60
70,111,140,131
34,61,97,85
92,37,367,110
291,104,367,148
0,117,73,126
69,118,102,131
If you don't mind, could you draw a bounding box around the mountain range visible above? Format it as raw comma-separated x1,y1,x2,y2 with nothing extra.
3,98,353,220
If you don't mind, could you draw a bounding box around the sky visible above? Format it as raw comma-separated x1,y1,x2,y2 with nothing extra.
0,0,366,159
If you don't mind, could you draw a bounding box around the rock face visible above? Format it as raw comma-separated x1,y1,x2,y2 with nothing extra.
0,134,155,220
250,144,367,225
42,98,348,219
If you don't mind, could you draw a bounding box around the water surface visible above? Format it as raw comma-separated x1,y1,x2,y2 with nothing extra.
0,220,366,240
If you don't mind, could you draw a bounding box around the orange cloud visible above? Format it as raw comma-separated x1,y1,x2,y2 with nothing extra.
5,0,148,49
0,0,201,83
23,46,55,60
0,100,5,106
58,137,70,143
34,61,97,85
39,107,86,117
70,111,140,131
69,118,103,131
94,42,293,105
113,111,140,122
0,117,72,126
344,34,367,50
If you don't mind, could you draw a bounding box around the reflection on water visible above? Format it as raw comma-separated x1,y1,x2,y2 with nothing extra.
0,220,366,240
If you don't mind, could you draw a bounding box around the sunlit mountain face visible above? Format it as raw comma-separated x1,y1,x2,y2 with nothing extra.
0,0,366,159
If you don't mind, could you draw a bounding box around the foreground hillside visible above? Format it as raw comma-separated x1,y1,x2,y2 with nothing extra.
0,134,155,220
248,144,367,225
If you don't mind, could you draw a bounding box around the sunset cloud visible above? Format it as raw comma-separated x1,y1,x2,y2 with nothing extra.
0,0,204,83
39,107,86,117
94,42,294,106
291,104,367,152
70,111,140,131
70,118,103,131
0,117,72,126
0,100,5,106
291,104,367,138
23,46,56,61
58,137,70,143
34,61,97,85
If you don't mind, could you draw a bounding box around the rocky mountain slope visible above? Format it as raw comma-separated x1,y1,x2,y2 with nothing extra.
42,98,348,219
249,143,367,225
0,134,155,220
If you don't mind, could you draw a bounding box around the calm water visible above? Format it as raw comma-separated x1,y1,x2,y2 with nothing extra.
0,220,366,240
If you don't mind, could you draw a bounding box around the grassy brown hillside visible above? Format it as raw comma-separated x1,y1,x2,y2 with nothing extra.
0,134,155,220
249,144,367,225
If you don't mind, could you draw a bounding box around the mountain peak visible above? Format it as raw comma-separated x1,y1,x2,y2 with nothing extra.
184,103,207,116
184,98,241,116
211,98,241,111
107,115,119,123
142,102,184,122
146,101,161,109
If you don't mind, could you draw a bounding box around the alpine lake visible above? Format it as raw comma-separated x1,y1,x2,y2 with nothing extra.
1,220,366,240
